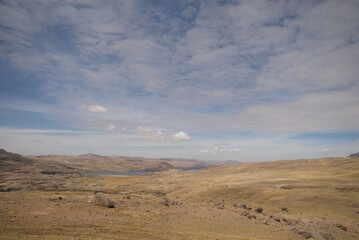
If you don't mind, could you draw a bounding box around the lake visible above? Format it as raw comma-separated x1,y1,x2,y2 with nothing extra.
81,166,205,176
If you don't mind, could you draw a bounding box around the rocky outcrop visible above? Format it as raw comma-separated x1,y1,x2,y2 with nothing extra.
91,192,115,208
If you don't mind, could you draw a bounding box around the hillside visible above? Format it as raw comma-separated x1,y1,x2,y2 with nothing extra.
0,153,358,239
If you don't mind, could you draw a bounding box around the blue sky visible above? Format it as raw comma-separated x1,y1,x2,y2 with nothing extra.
0,0,358,161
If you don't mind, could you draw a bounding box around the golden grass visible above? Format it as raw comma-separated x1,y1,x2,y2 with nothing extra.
1,157,358,239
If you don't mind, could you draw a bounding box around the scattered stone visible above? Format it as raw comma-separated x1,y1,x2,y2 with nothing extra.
336,223,347,231
261,219,269,225
282,217,289,223
248,213,256,219
320,232,335,240
160,198,170,207
49,196,64,202
171,201,181,205
279,185,294,189
132,201,140,207
293,226,313,239
234,203,248,209
214,201,224,210
281,217,295,225
274,217,281,222
255,207,263,213
91,192,115,208
293,226,330,240
282,207,288,212
152,191,166,197
241,211,256,219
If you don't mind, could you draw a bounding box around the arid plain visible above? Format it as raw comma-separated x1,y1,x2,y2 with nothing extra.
0,149,358,240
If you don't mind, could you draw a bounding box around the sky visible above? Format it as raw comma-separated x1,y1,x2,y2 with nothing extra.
0,0,359,161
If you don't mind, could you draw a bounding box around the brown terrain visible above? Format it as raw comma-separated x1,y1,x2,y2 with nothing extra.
0,149,358,239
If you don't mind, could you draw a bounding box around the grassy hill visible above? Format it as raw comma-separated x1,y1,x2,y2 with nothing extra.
0,152,358,239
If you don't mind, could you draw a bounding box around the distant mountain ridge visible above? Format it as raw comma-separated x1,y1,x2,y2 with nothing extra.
348,152,359,157
79,153,107,158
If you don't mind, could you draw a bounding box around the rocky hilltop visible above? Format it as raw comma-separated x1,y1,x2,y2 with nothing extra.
348,152,359,157
0,149,34,171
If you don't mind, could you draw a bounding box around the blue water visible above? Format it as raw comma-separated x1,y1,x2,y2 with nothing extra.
82,171,145,176
178,166,205,171
81,166,205,176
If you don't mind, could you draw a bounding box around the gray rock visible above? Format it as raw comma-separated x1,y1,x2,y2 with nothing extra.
242,211,256,219
214,201,224,210
91,192,115,208
293,226,313,239
335,223,347,231
320,232,335,240
282,207,288,212
160,198,169,206
293,226,329,240
261,219,269,225
255,207,263,213
233,203,248,209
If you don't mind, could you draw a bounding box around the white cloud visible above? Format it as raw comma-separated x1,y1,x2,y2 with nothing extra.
173,131,191,142
1,0,359,161
136,126,164,141
201,147,241,154
87,105,107,113
106,124,115,131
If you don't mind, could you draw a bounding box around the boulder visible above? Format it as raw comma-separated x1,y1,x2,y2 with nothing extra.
282,207,288,212
214,201,224,210
293,226,313,239
255,207,263,213
160,198,170,207
91,192,115,208
335,223,347,231
242,211,256,219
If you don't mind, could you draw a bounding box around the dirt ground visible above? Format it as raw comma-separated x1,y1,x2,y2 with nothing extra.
1,152,358,239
